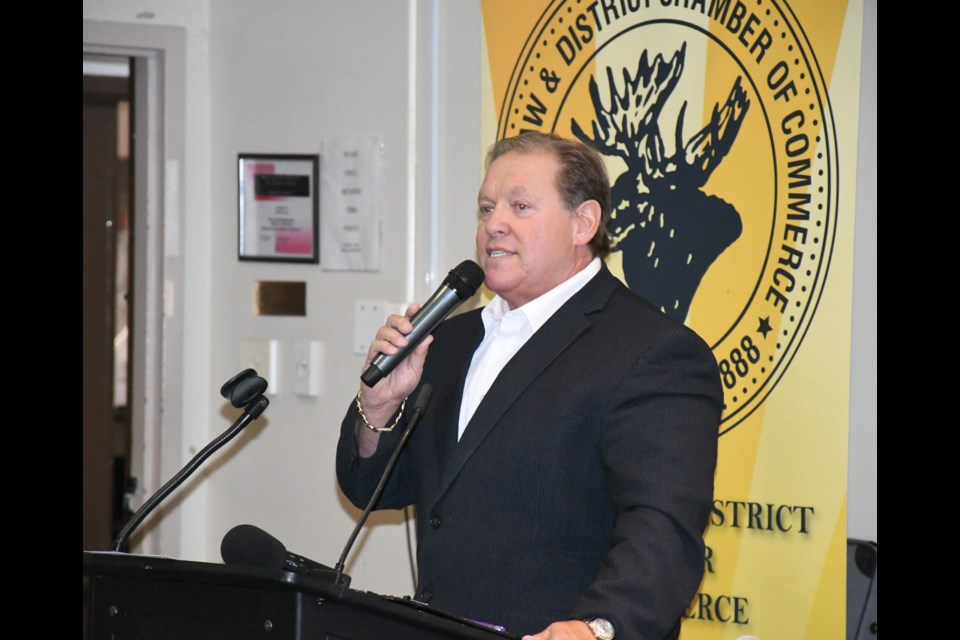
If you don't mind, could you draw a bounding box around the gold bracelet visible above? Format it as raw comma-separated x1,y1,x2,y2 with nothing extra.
355,391,407,433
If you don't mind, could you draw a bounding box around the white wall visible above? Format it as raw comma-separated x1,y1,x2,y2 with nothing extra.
204,0,443,594
83,0,876,593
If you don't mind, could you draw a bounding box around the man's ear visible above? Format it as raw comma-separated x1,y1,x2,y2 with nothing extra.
572,200,602,247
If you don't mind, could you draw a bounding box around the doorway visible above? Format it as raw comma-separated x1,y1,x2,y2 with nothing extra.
83,53,133,555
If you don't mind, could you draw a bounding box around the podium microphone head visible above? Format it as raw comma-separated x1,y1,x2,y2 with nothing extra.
220,524,287,570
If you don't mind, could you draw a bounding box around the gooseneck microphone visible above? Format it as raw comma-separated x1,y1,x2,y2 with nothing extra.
221,524,334,576
219,384,434,594
334,384,434,583
361,260,484,387
112,369,270,552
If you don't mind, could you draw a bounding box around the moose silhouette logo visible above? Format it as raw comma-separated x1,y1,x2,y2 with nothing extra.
572,43,748,322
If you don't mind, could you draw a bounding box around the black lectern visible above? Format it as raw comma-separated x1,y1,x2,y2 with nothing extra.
84,551,515,640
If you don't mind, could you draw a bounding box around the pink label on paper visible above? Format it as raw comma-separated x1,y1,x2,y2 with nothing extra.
276,230,313,255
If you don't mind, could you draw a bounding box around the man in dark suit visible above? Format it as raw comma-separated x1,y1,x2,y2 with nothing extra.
337,133,722,639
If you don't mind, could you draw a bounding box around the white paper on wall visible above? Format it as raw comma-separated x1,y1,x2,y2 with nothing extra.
320,136,383,271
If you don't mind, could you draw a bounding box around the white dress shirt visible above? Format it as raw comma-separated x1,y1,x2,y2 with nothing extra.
457,257,602,439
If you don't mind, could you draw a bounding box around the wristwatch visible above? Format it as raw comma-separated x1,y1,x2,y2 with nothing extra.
583,618,615,640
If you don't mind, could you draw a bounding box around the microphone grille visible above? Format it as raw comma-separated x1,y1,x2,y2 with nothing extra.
446,260,485,299
221,524,287,570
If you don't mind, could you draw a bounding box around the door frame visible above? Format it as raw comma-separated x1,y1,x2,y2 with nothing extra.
84,21,186,557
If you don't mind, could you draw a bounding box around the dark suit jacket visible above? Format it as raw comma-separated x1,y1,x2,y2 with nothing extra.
337,264,722,639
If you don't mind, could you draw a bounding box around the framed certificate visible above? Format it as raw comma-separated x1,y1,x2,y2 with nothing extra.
238,154,320,263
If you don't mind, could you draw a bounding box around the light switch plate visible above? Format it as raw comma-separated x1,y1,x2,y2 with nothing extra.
354,300,407,354
241,340,279,394
294,341,323,397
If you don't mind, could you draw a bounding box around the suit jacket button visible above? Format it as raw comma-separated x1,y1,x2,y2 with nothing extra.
429,515,442,528
418,589,433,602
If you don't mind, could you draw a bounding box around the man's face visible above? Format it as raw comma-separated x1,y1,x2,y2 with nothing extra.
476,149,593,309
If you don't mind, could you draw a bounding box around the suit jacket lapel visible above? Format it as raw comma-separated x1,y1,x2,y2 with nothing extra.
430,313,485,473
430,266,619,508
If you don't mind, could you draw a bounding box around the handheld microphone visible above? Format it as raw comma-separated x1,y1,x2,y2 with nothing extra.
221,524,334,576
361,260,484,387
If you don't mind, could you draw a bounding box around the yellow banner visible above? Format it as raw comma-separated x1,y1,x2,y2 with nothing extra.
481,1,862,637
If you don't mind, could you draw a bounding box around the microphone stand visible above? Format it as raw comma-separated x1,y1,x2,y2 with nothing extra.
333,385,434,586
112,369,270,552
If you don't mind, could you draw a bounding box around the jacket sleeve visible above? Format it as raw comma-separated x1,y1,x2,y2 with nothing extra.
335,400,417,511
570,326,723,639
